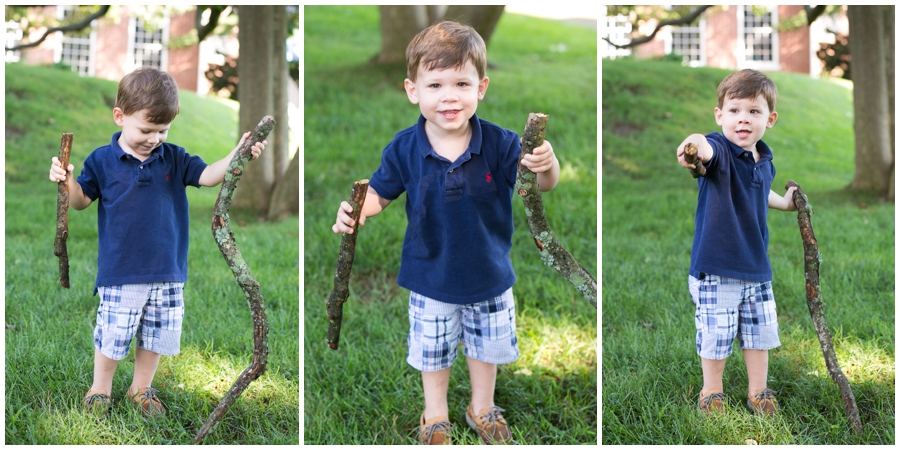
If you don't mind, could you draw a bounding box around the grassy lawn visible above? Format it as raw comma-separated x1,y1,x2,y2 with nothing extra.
5,63,299,444
303,6,597,444
601,58,894,444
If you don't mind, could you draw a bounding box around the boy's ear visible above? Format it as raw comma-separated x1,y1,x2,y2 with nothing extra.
112,107,125,126
713,107,723,126
477,76,489,100
766,110,778,128
404,78,419,105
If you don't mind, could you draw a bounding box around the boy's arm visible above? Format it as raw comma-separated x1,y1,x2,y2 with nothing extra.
332,186,391,234
521,140,560,192
198,132,267,187
49,157,92,210
768,187,797,211
677,133,714,169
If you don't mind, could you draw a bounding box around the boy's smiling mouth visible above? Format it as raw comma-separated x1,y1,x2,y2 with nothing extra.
439,109,461,120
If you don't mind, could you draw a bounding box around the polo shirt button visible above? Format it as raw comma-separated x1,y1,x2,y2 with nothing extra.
140,166,144,169
448,169,454,173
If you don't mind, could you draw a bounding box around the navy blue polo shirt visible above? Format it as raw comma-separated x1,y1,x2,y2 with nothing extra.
77,132,207,292
689,132,775,281
370,114,520,304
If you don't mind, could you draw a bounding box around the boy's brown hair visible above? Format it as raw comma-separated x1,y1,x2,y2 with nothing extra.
115,67,180,124
405,21,487,82
717,69,777,112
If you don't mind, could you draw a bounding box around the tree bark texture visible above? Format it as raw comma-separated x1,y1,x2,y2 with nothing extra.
194,116,275,444
848,6,894,196
326,180,369,350
683,142,706,178
787,180,863,433
516,113,597,307
54,133,73,289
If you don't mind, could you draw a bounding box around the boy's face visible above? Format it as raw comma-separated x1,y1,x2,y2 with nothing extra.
113,107,171,159
403,61,489,137
714,94,777,153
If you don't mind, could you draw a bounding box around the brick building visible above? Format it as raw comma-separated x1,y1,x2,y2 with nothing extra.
602,5,849,77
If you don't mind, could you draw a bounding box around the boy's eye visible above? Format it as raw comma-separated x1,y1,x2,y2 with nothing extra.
429,83,440,88
457,82,468,87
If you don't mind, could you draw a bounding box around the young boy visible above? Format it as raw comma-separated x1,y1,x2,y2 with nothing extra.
48,67,266,416
332,21,560,444
676,69,796,416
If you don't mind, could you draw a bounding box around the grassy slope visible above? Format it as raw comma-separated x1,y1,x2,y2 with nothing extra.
601,58,894,444
303,6,597,444
5,63,299,444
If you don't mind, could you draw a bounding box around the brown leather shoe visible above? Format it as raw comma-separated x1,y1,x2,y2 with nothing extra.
82,389,112,416
747,388,779,416
698,389,726,414
419,413,452,445
465,404,512,444
127,386,166,417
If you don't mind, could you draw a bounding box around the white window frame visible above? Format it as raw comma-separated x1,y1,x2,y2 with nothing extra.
737,5,780,71
125,14,169,73
6,20,23,63
664,17,707,67
54,6,97,77
601,6,633,60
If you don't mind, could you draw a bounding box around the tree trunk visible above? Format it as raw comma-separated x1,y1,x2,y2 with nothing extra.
848,5,894,196
233,5,291,215
443,5,505,45
266,149,299,221
786,180,863,433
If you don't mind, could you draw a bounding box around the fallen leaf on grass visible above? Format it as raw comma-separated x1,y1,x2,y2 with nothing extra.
514,368,533,376
5,323,14,331
745,439,758,445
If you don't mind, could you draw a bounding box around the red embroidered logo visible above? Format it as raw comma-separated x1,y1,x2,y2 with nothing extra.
485,173,492,183
165,173,170,181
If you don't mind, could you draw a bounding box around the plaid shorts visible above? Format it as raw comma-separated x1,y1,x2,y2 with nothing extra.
94,282,185,361
689,274,780,360
407,289,519,372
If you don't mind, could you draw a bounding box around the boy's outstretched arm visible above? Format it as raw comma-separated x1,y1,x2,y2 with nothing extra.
676,134,713,170
521,140,560,192
768,187,797,211
198,131,267,187
332,186,391,234
49,157,92,210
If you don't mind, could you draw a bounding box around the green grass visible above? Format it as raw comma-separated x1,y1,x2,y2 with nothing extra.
303,6,597,444
601,58,894,444
5,63,299,444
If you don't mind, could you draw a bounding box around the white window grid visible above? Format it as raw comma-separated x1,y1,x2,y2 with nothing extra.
738,5,780,71
6,20,22,62
56,6,96,76
601,13,633,59
126,15,169,73
667,20,706,67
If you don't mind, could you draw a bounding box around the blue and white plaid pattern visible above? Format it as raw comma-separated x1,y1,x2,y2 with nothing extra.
689,274,780,360
94,282,185,360
407,289,518,372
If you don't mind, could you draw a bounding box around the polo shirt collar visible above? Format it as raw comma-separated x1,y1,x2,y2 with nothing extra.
415,113,483,161
723,133,773,163
111,131,164,163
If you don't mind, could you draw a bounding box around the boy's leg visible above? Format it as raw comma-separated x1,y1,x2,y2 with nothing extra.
466,357,497,414
422,367,452,420
130,347,161,392
90,348,120,394
700,356,726,394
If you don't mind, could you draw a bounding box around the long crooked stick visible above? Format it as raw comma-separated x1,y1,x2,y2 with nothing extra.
786,180,862,433
326,179,369,350
54,133,73,288
516,113,596,307
194,116,275,444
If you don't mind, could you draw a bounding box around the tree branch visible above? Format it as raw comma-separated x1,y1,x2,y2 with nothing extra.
516,113,596,307
683,143,706,178
54,133,73,289
196,5,227,42
6,5,111,52
325,179,369,350
787,180,863,434
804,5,829,26
603,5,711,49
194,116,276,444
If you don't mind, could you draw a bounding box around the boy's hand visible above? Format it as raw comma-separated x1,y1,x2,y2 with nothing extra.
520,140,555,173
769,187,798,211
49,156,73,182
332,201,365,234
236,131,267,160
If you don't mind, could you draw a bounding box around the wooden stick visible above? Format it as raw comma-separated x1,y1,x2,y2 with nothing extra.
516,113,596,307
54,133,73,289
786,180,863,433
194,116,275,444
683,142,706,178
325,180,369,350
